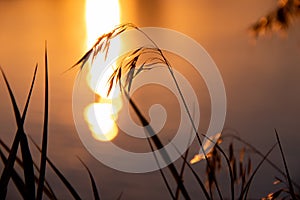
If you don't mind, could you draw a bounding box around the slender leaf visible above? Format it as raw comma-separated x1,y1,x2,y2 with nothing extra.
36,42,49,200
240,143,277,199
0,66,37,199
225,133,300,191
175,148,189,200
275,129,296,200
77,157,100,200
30,138,82,200
0,147,26,198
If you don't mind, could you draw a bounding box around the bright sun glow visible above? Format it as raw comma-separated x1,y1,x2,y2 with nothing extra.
85,0,120,49
85,0,121,141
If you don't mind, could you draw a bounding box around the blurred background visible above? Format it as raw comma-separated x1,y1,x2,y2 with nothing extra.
0,0,300,199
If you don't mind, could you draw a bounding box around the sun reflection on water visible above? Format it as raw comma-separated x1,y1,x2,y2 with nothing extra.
84,0,122,141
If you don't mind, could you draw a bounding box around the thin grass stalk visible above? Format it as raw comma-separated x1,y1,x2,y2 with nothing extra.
175,111,195,200
36,42,49,200
30,138,82,200
224,133,300,191
175,148,189,200
240,143,277,200
0,66,37,199
209,141,234,200
77,157,101,200
274,129,297,199
123,90,190,200
46,156,81,200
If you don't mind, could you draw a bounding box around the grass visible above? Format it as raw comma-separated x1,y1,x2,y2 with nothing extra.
0,43,100,200
249,0,300,37
0,24,299,199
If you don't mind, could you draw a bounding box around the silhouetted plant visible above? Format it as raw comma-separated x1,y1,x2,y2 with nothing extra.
250,0,300,37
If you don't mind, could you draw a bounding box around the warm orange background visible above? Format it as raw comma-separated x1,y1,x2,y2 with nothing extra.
0,0,300,199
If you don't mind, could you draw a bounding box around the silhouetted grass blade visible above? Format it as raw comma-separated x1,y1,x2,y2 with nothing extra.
46,156,82,200
0,67,22,124
0,66,37,199
275,129,296,199
77,157,101,200
36,42,49,200
19,133,35,199
68,48,93,72
18,65,38,200
226,133,300,191
30,138,82,200
0,147,26,198
0,139,56,199
240,143,277,199
175,149,189,200
175,135,191,200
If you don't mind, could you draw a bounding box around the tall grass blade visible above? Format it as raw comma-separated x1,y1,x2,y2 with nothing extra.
36,42,50,200
175,148,189,200
274,129,296,199
0,66,37,199
22,64,38,122
44,153,82,200
77,157,101,200
225,133,300,190
0,68,20,199
19,133,35,199
30,138,82,200
175,124,194,200
0,67,22,124
217,143,234,200
240,143,277,199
